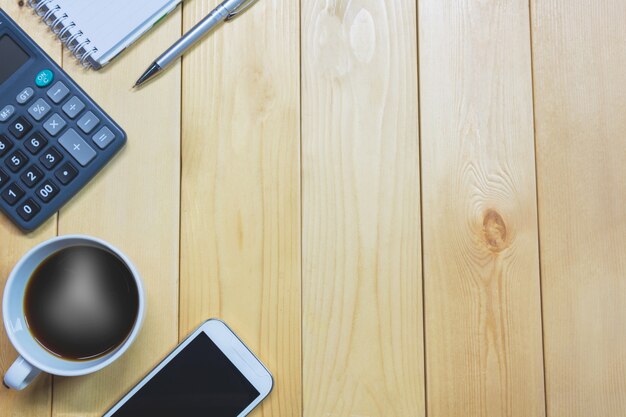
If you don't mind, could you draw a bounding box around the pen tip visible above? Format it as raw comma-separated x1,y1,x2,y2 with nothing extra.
134,63,162,89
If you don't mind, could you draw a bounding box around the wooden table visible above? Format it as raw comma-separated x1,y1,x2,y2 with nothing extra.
1,1,624,416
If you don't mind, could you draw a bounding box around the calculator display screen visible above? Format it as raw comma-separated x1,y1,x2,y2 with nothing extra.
0,35,30,85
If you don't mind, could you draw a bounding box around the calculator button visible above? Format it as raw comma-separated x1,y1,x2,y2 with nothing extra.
2,183,24,206
55,162,78,185
16,87,35,105
47,81,70,104
0,169,9,189
25,133,47,155
92,126,115,149
35,70,54,88
0,135,13,157
28,99,52,121
35,179,59,203
5,150,27,173
62,96,85,119
77,111,100,134
9,116,33,139
17,199,40,222
40,147,63,170
43,113,66,137
21,165,44,188
59,128,96,167
0,105,15,122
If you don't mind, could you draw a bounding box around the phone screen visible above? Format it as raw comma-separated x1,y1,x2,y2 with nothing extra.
109,332,261,417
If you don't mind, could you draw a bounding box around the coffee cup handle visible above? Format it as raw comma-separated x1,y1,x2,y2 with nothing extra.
4,356,41,390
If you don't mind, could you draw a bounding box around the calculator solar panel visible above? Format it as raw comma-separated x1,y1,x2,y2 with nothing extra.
0,9,126,231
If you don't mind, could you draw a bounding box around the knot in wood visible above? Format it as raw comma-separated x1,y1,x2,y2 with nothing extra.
482,209,508,253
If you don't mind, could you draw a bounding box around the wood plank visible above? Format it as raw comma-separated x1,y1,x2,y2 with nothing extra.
179,0,301,416
531,1,626,415
50,8,182,417
301,1,424,416
0,3,59,417
419,0,546,416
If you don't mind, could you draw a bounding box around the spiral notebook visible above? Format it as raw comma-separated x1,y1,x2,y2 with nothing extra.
27,0,182,69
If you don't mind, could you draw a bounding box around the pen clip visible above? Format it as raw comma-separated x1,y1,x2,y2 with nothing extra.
225,0,259,21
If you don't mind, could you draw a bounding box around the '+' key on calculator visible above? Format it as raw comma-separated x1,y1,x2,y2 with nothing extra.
0,9,126,232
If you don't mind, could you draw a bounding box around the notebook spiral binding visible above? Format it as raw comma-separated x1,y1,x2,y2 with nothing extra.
26,0,98,67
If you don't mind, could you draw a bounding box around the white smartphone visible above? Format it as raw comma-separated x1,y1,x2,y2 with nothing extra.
103,319,273,417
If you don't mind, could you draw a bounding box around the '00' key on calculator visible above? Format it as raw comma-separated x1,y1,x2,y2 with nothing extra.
0,9,126,231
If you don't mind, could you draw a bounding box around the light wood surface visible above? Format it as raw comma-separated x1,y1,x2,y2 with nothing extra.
532,1,626,416
180,0,301,416
1,0,625,416
419,0,546,416
301,1,424,416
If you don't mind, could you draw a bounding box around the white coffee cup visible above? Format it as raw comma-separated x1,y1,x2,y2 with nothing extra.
2,235,145,390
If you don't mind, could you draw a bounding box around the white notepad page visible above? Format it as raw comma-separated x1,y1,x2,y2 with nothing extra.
46,0,181,68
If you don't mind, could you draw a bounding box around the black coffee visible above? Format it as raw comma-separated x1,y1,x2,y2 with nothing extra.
24,246,139,361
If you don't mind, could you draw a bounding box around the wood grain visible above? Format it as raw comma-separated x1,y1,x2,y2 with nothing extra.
179,0,301,416
531,1,626,415
0,3,58,416
419,0,546,416
0,0,623,416
49,8,182,417
301,1,424,416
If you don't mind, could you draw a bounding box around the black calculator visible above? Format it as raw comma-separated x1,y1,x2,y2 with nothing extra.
0,9,126,232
